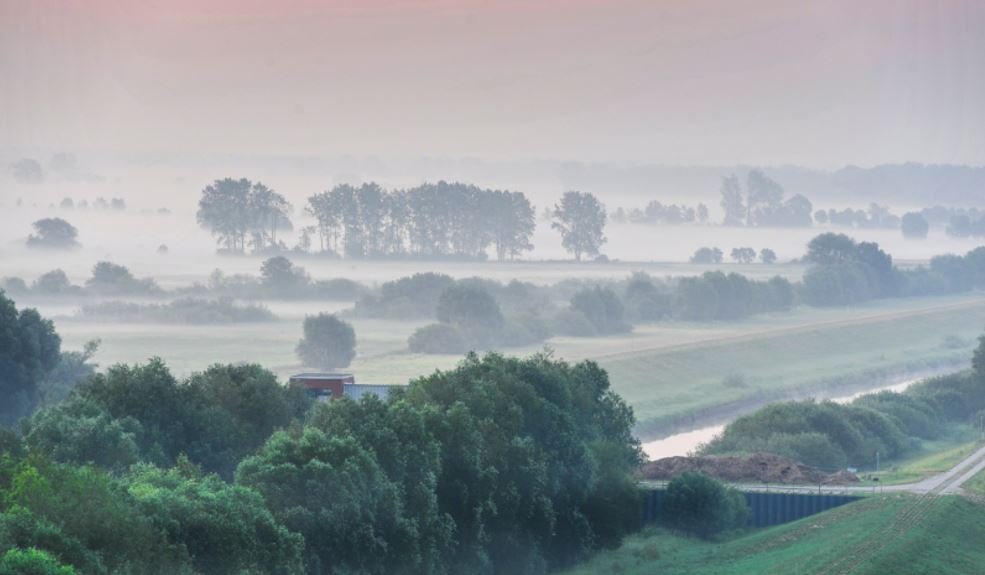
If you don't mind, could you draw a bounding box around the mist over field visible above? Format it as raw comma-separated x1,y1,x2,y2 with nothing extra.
2,2,984,574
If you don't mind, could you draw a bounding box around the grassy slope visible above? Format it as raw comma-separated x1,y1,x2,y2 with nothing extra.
961,465,985,498
600,297,985,432
564,495,985,575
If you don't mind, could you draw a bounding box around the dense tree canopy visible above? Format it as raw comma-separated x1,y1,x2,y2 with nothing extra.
0,291,61,426
26,360,309,478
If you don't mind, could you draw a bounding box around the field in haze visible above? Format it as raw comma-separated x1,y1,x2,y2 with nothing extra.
3,182,984,443
23,289,985,445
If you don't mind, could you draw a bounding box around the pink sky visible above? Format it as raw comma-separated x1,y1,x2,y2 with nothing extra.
2,0,983,166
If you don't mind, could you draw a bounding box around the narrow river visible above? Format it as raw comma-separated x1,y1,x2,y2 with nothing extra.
641,377,924,461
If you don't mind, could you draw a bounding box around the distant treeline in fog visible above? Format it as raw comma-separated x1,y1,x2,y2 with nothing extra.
5,233,985,338
196,179,541,261
79,298,276,324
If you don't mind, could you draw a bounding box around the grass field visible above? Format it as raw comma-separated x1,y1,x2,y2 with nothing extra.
599,296,985,436
563,495,985,575
960,460,985,498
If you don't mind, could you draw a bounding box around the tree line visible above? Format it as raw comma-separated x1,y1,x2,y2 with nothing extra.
196,179,615,261
801,233,985,307
305,182,536,260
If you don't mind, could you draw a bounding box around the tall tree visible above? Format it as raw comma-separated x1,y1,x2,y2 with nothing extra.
552,191,607,261
248,182,292,249
197,178,253,252
719,175,745,226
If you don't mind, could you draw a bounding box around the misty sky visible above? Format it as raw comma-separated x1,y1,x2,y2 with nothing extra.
2,0,984,168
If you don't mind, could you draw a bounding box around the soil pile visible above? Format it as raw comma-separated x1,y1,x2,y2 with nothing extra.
640,452,859,485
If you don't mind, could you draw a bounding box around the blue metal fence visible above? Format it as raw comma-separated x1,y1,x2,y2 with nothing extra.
641,489,859,528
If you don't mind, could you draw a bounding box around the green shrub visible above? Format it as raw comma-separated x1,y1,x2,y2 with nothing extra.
0,548,77,575
660,472,749,538
408,323,470,354
554,309,598,337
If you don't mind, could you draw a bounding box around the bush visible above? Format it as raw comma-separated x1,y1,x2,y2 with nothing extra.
79,299,276,324
85,262,160,296
296,314,356,369
624,273,672,321
31,271,78,296
553,309,598,337
1,278,28,296
436,284,504,330
690,247,723,264
901,212,929,239
660,472,749,538
407,323,470,354
26,219,79,250
570,287,629,335
0,548,77,575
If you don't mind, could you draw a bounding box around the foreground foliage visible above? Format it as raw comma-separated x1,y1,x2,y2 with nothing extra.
1,347,644,575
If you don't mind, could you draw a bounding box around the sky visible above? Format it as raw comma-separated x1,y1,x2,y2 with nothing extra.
2,0,984,168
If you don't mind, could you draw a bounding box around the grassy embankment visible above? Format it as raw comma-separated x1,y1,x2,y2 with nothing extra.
563,495,985,575
598,295,985,438
960,463,985,498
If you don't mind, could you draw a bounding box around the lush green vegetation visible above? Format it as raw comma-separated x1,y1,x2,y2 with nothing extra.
960,464,985,497
699,337,985,470
659,472,748,538
0,291,62,426
2,292,645,574
559,495,985,575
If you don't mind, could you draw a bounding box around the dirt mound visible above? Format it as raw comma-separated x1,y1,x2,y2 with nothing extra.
639,452,858,485
822,469,860,484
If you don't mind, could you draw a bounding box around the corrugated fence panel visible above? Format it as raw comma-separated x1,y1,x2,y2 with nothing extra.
641,489,860,528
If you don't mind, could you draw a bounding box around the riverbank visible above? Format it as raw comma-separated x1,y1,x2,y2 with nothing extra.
639,363,967,460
